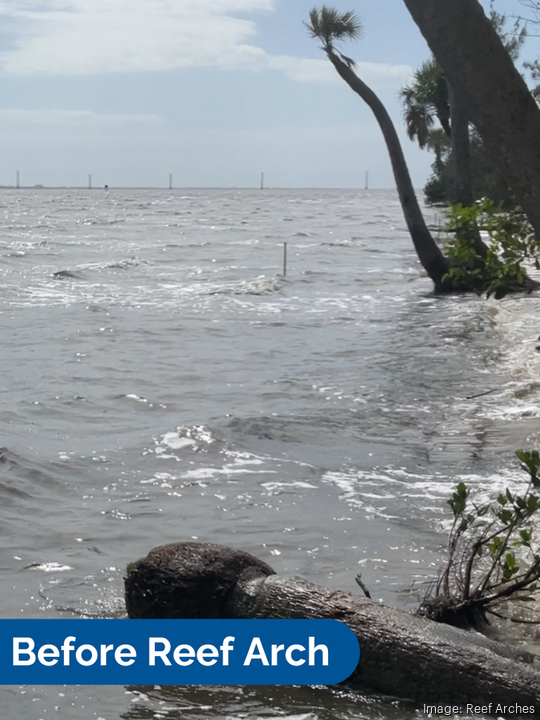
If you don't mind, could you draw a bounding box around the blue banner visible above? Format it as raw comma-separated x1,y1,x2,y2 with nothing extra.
0,619,360,685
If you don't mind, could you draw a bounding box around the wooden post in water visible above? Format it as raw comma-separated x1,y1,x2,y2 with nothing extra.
283,242,287,277
169,173,173,190
260,172,265,190
16,170,20,189
365,171,369,189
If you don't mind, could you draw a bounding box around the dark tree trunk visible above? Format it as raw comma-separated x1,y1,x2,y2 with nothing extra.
436,75,452,139
447,82,488,258
124,542,275,619
125,542,540,715
448,84,474,208
440,116,452,137
401,0,540,240
326,49,450,290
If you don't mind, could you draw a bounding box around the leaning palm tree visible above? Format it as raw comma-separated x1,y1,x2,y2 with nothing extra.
306,6,450,289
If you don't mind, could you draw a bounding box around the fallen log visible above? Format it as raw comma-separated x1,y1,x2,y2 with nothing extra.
125,542,540,715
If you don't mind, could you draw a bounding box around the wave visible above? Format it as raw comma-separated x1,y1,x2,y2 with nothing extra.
144,424,279,490
0,447,64,488
154,424,224,457
0,447,69,515
322,464,532,527
37,574,126,619
322,239,365,247
105,257,149,270
165,242,211,248
77,217,126,226
52,269,85,280
206,275,285,296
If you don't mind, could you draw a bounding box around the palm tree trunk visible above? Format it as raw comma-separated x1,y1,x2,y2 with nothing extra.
448,84,473,207
447,82,488,259
326,49,450,289
402,0,540,242
436,75,452,139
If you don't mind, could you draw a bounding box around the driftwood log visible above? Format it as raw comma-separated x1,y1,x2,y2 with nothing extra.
125,542,540,715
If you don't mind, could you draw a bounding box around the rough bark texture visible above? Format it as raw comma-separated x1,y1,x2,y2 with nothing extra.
401,0,540,240
124,541,275,619
448,83,474,208
437,74,452,139
125,542,540,715
448,82,488,259
326,49,450,290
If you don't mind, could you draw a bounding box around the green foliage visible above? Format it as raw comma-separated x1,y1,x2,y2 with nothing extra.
424,133,516,207
305,6,363,50
400,59,449,149
517,449,540,486
448,482,469,517
432,450,540,620
489,1,527,63
524,59,540,101
441,199,537,297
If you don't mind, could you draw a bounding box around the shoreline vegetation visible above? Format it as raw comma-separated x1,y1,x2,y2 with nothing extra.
307,5,540,297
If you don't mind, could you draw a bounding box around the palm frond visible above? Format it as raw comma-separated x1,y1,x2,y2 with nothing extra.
339,52,357,69
426,128,451,152
400,84,416,104
400,57,450,145
305,8,323,39
403,102,434,149
305,6,363,50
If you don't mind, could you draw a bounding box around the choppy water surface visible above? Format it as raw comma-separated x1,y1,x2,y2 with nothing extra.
1,188,540,719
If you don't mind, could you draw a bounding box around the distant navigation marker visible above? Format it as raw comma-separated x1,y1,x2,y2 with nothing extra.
365,171,369,190
16,170,20,189
169,173,173,190
260,172,265,190
88,174,92,189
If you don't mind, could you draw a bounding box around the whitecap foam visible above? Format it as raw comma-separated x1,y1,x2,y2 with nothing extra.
105,257,149,270
207,275,285,296
25,562,73,572
322,465,533,526
160,433,196,450
261,481,317,494
155,425,217,454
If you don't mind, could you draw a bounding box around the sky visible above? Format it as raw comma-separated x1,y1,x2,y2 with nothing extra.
0,0,535,189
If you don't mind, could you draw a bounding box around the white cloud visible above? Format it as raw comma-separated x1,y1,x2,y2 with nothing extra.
0,108,161,125
0,0,411,90
0,0,273,76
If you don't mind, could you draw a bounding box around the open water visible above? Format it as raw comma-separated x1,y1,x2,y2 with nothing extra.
1,187,539,719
